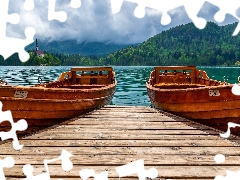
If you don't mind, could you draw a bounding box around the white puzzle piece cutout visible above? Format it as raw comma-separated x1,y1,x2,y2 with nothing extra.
0,102,28,150
116,159,158,180
0,156,14,180
219,122,240,138
110,0,240,33
0,0,82,62
70,0,81,9
79,169,108,180
48,0,67,22
48,0,82,22
23,149,73,180
0,0,35,62
24,0,34,11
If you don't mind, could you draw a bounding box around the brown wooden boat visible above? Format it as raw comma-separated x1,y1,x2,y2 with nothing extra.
146,66,240,136
0,67,116,125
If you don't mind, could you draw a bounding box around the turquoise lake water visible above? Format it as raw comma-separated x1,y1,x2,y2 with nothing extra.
0,66,240,106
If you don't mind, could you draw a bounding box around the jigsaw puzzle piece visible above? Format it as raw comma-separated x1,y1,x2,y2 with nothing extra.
0,102,28,150
140,0,185,25
233,23,240,36
23,164,50,180
0,27,35,62
0,118,28,150
116,159,158,180
183,0,207,29
79,169,108,180
206,0,240,35
70,0,81,9
24,0,34,11
232,83,240,95
219,122,240,138
133,1,146,18
0,0,20,37
214,154,226,164
0,156,14,180
207,0,240,22
47,149,73,171
0,0,35,62
110,0,124,14
48,0,67,22
110,0,198,25
23,150,73,180
215,169,240,180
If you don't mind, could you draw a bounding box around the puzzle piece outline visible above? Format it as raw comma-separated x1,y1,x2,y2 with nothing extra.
0,101,28,150
22,149,73,180
116,159,158,180
0,0,35,62
0,0,82,62
79,169,108,180
110,0,240,34
0,156,14,180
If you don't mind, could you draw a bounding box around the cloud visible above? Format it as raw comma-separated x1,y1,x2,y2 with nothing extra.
197,1,238,25
6,0,238,44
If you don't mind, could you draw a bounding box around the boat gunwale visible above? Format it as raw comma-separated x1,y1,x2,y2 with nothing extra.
146,81,233,92
0,80,117,93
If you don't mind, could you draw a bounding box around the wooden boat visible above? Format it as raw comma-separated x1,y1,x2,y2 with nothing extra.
146,66,240,136
0,67,116,126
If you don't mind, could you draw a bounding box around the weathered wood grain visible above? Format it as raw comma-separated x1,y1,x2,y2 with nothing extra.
1,106,240,180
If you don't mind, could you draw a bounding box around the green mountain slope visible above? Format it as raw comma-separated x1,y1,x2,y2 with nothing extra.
99,22,240,66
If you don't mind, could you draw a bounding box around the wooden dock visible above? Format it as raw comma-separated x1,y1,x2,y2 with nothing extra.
1,106,240,179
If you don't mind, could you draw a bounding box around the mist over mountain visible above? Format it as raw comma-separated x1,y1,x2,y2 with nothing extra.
26,39,134,56
4,22,240,66
8,0,238,46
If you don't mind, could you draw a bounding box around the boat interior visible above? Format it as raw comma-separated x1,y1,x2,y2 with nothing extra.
148,66,228,89
36,67,116,89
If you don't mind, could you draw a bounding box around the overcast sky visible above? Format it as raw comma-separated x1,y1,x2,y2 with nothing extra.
7,0,239,44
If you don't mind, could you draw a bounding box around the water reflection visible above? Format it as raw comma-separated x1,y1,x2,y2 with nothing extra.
111,66,152,106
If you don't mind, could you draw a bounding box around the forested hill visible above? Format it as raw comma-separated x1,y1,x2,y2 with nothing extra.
99,22,240,66
1,22,240,66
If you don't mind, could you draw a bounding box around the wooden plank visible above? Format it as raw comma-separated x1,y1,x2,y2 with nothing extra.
61,121,199,126
1,154,240,166
4,165,240,179
1,146,240,156
83,116,184,120
74,116,189,122
9,178,167,180
38,128,218,135
1,122,203,129
1,106,240,180
21,133,222,140
61,120,223,132
49,122,204,129
15,139,238,147
6,178,215,180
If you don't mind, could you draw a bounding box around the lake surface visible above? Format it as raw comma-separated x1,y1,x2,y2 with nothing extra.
0,66,240,106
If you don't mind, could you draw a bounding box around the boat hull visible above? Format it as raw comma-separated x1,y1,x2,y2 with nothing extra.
147,83,240,136
1,94,113,119
0,84,115,121
0,67,117,137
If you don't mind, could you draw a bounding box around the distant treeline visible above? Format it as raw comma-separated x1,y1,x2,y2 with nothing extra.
1,22,240,66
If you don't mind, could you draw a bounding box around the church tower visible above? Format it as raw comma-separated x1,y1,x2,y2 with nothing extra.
34,39,44,57
35,39,39,51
